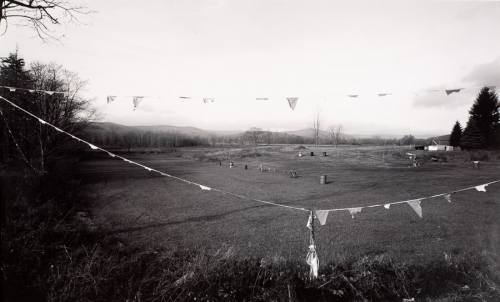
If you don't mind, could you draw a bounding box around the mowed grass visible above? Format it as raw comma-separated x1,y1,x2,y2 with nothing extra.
73,145,500,266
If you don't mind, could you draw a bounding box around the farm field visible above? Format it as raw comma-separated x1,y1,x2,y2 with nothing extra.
73,145,500,266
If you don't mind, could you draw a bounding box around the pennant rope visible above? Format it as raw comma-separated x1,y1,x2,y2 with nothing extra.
1,85,67,96
1,95,499,216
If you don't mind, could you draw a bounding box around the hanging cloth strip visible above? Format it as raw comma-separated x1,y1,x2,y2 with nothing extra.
305,211,319,278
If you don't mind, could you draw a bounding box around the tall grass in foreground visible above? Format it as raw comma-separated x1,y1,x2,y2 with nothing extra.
2,168,499,302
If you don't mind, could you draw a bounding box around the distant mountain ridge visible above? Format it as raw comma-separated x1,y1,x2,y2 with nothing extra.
91,122,445,141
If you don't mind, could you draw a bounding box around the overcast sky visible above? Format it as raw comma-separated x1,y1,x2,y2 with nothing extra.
1,0,500,136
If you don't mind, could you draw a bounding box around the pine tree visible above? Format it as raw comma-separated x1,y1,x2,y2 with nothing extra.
467,87,500,148
461,119,486,150
449,121,462,147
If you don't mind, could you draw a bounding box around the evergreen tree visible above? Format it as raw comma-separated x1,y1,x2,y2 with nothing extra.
449,120,462,147
461,119,486,150
467,87,500,148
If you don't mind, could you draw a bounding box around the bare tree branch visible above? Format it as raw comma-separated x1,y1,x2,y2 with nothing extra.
0,0,94,43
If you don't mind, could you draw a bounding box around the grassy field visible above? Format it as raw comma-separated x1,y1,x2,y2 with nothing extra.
73,145,500,266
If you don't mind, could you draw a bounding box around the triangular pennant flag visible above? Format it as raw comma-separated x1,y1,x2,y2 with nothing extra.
378,93,391,97
384,204,391,209
203,98,214,103
475,184,487,192
347,207,363,218
443,194,451,202
45,91,55,95
144,167,152,171
88,144,99,150
8,87,16,92
306,244,319,278
445,89,462,95
306,212,313,230
123,159,132,163
107,96,117,104
407,200,422,218
315,210,329,226
287,98,298,110
133,96,144,111
256,98,268,100
28,90,35,93
160,172,170,177
199,185,211,191
347,95,358,98
54,127,63,132
107,152,116,158
38,118,46,124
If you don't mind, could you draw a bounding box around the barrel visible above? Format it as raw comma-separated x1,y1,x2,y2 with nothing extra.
311,152,314,156
320,175,327,184
473,161,480,169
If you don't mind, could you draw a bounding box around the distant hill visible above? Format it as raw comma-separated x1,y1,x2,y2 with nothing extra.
91,122,446,142
282,129,355,140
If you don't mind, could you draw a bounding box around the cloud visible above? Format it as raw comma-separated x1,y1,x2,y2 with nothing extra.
462,56,500,87
412,56,499,109
412,88,477,109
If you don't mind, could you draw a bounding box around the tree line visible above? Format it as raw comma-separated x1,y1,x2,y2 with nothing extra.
448,87,500,150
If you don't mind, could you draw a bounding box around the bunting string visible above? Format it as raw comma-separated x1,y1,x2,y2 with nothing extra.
2,84,499,111
1,94,499,217
0,85,68,96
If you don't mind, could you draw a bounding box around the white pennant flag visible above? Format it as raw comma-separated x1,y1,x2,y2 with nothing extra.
144,167,152,171
107,152,116,157
107,96,117,104
407,200,422,218
160,172,170,177
29,90,35,93
38,118,46,124
443,194,451,202
88,144,99,150
306,244,319,278
347,207,363,218
475,184,487,192
133,96,144,111
54,127,63,132
384,204,391,209
8,87,16,92
306,212,313,229
287,98,298,110
199,185,211,191
315,210,329,226
45,91,55,95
